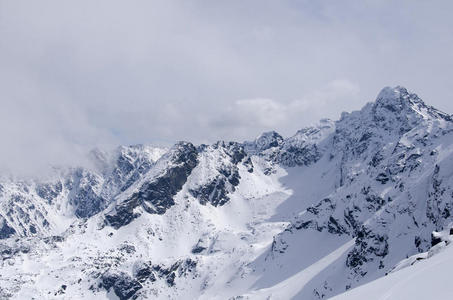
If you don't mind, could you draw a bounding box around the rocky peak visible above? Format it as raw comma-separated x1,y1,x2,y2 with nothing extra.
375,86,419,106
104,141,198,229
338,86,450,132
372,86,451,126
333,86,451,160
163,141,198,168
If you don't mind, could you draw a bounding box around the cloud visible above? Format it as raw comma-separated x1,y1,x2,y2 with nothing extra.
0,69,116,176
1,0,453,174
231,98,287,128
210,79,361,140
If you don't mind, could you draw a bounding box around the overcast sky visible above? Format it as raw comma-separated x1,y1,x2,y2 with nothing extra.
1,0,453,174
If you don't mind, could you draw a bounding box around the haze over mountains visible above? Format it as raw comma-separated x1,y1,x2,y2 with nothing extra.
2,86,453,299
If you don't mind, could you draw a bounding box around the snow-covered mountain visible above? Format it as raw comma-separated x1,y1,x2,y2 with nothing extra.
2,86,453,299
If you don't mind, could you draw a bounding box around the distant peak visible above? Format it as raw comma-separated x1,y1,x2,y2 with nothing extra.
373,86,451,122
254,131,284,151
375,86,421,106
256,131,283,141
376,85,402,99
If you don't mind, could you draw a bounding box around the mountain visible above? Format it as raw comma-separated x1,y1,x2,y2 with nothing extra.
1,86,453,299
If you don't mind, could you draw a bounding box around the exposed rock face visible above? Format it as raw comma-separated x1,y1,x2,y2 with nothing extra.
100,272,143,300
105,142,198,229
244,131,284,153
133,261,156,283
0,217,15,239
101,145,169,198
189,141,249,207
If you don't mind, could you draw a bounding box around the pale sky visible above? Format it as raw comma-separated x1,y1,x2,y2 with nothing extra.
1,0,453,174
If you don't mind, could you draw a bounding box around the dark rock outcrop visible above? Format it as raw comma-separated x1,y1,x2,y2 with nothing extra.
100,272,142,300
0,217,15,239
190,142,248,207
105,142,198,229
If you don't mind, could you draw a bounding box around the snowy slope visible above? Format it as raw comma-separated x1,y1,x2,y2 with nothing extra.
332,230,453,300
2,86,453,300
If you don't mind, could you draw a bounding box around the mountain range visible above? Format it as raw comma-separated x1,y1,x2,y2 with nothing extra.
1,86,453,299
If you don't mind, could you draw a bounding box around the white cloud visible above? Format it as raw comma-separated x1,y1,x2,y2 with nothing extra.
1,1,453,174
211,79,361,140
233,98,287,128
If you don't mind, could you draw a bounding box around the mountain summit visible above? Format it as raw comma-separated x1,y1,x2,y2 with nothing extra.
2,86,453,300
373,86,451,122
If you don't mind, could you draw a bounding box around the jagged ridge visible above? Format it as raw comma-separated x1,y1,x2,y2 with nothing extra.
1,86,453,300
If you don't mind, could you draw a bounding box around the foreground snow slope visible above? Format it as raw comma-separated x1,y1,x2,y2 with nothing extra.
2,86,453,299
332,234,453,300
243,239,355,300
